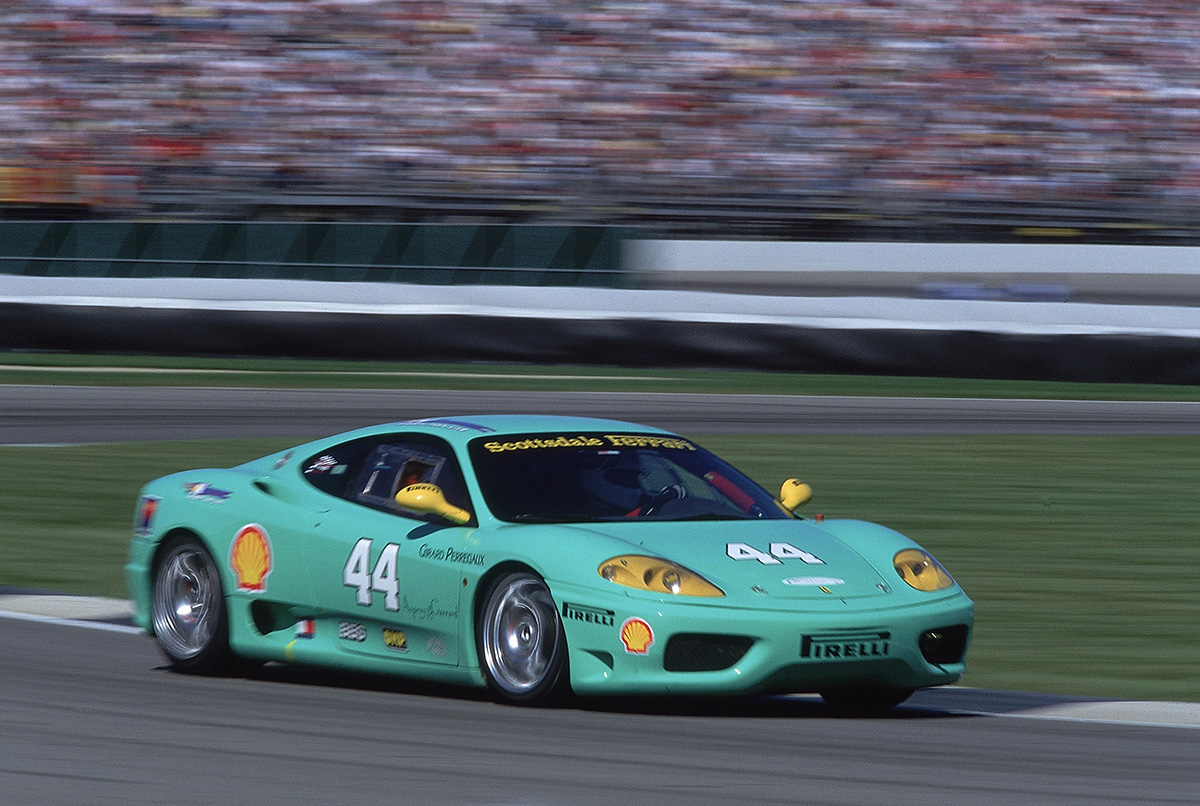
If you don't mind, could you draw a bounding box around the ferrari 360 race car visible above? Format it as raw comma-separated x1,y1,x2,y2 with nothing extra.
127,415,972,710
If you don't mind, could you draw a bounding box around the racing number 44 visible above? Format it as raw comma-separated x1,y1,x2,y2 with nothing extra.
344,538,399,610
727,542,824,565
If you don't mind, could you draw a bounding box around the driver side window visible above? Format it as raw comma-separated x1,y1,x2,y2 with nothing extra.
352,440,468,518
303,435,470,520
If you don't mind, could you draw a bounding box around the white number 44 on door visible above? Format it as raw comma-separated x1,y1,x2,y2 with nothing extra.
344,537,400,610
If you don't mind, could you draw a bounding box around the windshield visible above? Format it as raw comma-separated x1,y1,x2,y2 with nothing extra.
468,432,791,523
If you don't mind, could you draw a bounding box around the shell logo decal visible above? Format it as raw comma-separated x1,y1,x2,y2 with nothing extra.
620,618,654,654
230,524,272,593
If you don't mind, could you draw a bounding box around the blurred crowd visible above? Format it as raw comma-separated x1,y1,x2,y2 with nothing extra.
2,0,1199,225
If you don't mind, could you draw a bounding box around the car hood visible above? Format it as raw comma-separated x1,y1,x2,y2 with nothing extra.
578,518,893,602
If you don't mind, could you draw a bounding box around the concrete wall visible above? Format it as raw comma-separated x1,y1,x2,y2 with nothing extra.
627,239,1200,305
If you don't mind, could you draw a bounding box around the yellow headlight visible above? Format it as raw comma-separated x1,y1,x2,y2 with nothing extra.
893,549,955,592
598,555,724,597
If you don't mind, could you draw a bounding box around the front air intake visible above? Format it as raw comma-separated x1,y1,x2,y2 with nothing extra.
919,624,970,665
663,634,754,672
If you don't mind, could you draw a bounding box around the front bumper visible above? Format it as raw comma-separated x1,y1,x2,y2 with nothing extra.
553,584,973,697
125,535,155,633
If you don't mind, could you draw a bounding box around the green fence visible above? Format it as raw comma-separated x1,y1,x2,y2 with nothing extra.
0,221,627,287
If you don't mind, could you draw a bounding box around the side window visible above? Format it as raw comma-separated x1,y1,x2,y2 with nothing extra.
355,445,445,508
301,440,375,498
351,439,469,519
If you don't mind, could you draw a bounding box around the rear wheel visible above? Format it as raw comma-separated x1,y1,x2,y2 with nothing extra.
477,571,568,706
151,535,237,674
820,686,915,715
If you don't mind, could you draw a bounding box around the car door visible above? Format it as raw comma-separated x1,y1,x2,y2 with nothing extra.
301,435,476,666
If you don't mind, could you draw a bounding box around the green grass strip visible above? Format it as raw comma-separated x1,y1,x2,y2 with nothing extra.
4,352,1200,398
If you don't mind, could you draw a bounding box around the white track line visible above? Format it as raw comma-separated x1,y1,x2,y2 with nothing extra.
0,608,142,635
934,702,1200,730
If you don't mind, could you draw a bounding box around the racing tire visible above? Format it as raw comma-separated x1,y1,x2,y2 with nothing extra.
819,686,915,715
151,535,238,675
477,571,569,706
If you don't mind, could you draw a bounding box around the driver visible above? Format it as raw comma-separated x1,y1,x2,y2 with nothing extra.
574,450,646,516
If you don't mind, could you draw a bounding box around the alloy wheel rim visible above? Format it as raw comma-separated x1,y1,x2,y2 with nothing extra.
484,578,556,693
153,546,217,660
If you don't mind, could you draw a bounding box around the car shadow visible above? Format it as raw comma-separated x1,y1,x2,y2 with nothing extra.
575,693,967,720
168,660,969,719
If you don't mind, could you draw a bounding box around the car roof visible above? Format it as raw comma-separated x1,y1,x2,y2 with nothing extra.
334,414,676,446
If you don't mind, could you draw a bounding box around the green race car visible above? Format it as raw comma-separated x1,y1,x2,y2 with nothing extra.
126,415,972,710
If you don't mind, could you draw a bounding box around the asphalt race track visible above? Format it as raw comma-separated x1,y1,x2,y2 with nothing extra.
4,384,1200,444
2,386,1199,804
3,614,1199,806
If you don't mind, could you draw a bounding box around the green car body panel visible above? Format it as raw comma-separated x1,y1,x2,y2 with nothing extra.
126,414,973,700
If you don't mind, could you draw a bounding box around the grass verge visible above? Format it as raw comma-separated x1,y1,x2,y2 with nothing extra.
4,352,1200,398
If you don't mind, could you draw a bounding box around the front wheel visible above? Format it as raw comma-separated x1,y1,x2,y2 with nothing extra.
477,571,569,706
151,535,237,675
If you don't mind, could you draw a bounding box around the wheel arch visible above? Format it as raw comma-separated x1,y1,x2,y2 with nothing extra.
469,561,571,704
148,528,242,675
469,560,544,649
146,527,214,636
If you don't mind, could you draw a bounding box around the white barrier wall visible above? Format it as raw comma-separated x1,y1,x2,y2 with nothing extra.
625,240,1200,304
627,240,1200,274
5,240,1200,382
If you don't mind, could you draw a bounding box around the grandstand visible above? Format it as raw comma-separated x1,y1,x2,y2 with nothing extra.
2,1,1199,242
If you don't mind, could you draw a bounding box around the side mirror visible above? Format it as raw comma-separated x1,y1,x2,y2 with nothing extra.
778,478,813,512
395,483,471,525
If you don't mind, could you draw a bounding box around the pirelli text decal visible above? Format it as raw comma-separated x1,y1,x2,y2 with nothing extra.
562,602,615,627
800,630,891,660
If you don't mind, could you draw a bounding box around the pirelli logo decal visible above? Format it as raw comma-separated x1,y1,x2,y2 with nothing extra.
800,630,890,660
562,602,615,627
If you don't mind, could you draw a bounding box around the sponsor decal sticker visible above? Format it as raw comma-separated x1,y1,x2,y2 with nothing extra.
382,628,409,652
338,621,366,642
230,524,272,593
800,630,891,660
295,619,316,639
483,435,603,452
445,548,485,566
481,435,695,453
273,450,294,470
620,618,655,654
418,543,485,566
426,636,448,657
562,602,615,627
183,482,231,503
401,596,458,622
781,577,845,587
602,435,695,450
305,455,338,474
135,495,160,535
